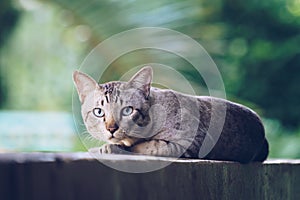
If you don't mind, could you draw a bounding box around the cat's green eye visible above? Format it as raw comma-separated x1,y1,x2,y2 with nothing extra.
93,108,105,118
122,106,133,116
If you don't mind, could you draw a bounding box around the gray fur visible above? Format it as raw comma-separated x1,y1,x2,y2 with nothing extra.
73,66,268,163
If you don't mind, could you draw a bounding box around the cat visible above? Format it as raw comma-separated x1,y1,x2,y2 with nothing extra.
73,66,269,163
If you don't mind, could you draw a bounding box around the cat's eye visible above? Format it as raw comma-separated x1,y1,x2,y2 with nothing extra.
121,106,133,116
93,108,105,118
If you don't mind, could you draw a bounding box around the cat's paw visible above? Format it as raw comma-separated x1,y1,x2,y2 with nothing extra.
99,144,128,154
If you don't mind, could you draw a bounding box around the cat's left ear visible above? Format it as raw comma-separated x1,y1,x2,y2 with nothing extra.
73,71,98,103
128,66,153,97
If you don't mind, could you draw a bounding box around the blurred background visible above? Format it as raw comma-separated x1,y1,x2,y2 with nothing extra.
0,0,299,158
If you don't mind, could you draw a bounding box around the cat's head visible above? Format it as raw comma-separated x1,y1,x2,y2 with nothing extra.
73,66,153,146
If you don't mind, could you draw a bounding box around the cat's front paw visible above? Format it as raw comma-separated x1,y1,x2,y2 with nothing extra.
99,144,128,154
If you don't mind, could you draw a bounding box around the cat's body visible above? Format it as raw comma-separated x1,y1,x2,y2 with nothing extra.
74,66,268,163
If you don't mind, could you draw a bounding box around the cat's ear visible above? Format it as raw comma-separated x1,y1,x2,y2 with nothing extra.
73,71,98,103
128,66,153,97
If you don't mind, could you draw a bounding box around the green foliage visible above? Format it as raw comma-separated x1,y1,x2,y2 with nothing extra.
0,0,299,156
0,2,88,111
220,0,300,128
0,0,20,107
47,0,300,128
0,0,20,46
264,119,300,158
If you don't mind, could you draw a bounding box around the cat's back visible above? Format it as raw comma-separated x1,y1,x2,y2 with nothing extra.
150,88,268,162
195,96,268,163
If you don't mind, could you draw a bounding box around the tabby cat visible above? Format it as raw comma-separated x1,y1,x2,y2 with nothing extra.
73,66,268,163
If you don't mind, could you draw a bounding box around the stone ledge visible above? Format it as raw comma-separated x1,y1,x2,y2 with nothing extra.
0,153,299,200
1,152,299,164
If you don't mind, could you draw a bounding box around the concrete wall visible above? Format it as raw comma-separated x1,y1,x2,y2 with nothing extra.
0,153,299,200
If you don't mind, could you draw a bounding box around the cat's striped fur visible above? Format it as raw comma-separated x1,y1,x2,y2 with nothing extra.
73,66,268,163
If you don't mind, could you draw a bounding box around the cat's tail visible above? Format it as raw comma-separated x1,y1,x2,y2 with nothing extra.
252,139,269,162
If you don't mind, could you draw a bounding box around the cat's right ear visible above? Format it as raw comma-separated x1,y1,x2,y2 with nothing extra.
73,71,98,103
128,66,153,98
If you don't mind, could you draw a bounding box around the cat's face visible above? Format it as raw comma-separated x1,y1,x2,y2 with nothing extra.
73,67,153,146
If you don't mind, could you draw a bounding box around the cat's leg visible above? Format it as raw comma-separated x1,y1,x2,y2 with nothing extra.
130,140,186,157
98,143,131,154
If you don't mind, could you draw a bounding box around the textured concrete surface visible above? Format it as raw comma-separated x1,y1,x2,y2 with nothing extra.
0,153,299,200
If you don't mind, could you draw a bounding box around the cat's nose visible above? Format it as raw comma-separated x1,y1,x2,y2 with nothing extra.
107,124,119,134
